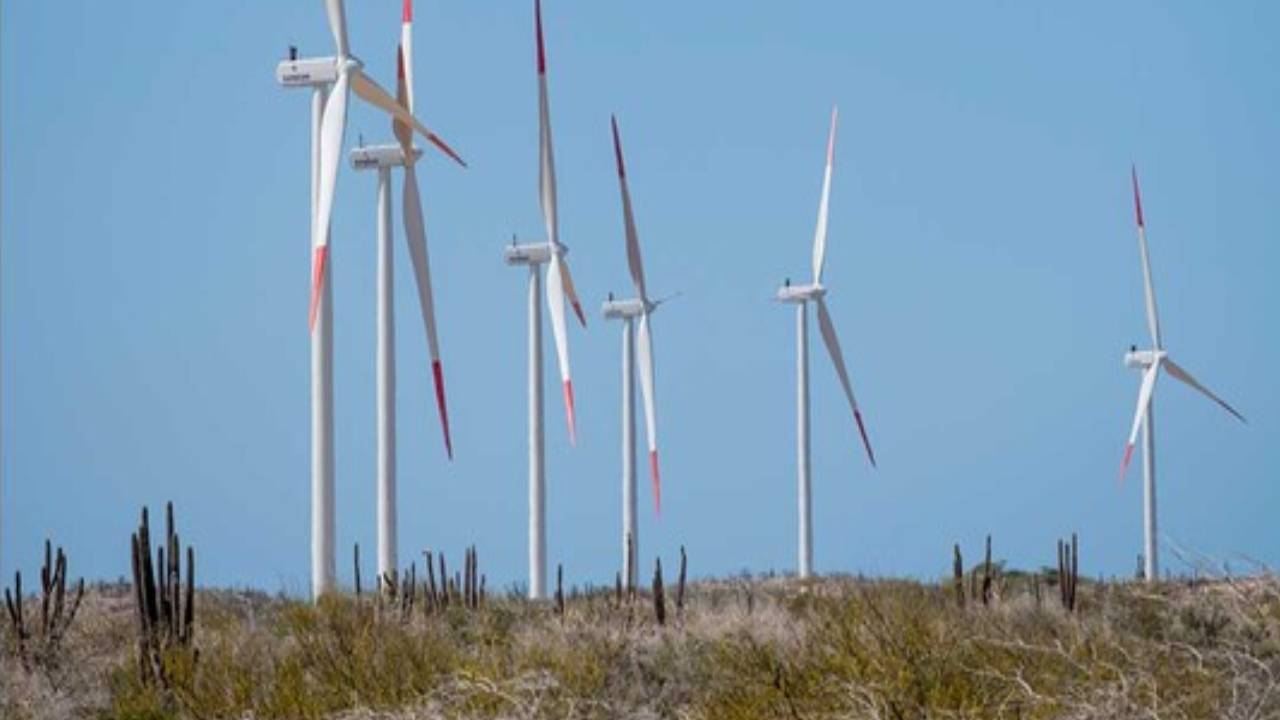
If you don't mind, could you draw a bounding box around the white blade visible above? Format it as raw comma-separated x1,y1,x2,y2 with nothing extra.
636,311,660,512
537,80,557,248
815,297,876,467
1163,357,1247,424
351,69,466,168
324,0,349,58
403,164,453,458
1131,167,1161,349
545,253,576,444
308,71,350,331
559,254,586,327
812,106,838,284
401,0,415,114
392,47,413,150
611,115,647,302
531,1,583,328
535,0,558,250
1119,360,1160,482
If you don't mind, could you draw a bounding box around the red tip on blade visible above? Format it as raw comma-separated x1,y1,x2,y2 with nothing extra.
1131,165,1145,228
611,115,626,178
403,0,413,23
397,44,406,80
1118,443,1135,485
427,134,468,168
432,360,453,460
534,0,546,74
308,246,328,333
649,450,661,516
854,410,876,468
571,299,586,328
562,380,577,445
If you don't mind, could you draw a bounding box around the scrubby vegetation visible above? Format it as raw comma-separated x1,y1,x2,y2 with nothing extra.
4,571,1280,719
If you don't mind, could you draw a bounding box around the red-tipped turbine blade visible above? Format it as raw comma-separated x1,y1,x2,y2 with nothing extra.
1131,165,1145,228
426,135,467,168
308,246,329,333
1119,362,1160,485
432,360,453,460
854,410,876,469
1118,443,1136,486
534,0,547,74
649,450,661,515
402,0,412,23
559,257,587,328
562,379,577,445
612,114,648,302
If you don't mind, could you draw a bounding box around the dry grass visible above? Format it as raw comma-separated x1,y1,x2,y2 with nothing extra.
4,574,1280,719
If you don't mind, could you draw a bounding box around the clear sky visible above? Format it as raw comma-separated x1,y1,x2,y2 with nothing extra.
2,1,1277,593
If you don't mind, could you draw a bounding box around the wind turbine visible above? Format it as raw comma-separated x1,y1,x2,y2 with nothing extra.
503,0,588,601
775,107,876,579
348,0,462,585
602,115,666,589
1118,167,1246,583
275,0,464,599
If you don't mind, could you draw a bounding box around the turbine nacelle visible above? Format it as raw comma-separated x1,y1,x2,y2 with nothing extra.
503,241,572,267
1124,348,1164,369
775,282,827,304
276,56,340,87
601,297,650,320
349,143,422,171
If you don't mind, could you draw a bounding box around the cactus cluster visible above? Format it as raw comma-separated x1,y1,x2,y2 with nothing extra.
352,545,486,617
129,503,196,687
3,539,85,672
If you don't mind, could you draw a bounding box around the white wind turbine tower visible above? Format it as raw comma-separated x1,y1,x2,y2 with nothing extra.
775,108,877,579
275,0,464,599
502,0,588,600
348,0,465,584
602,116,667,589
1118,167,1246,583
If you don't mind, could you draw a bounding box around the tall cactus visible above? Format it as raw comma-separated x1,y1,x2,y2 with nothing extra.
652,557,667,626
3,539,85,672
130,503,196,687
1057,533,1079,612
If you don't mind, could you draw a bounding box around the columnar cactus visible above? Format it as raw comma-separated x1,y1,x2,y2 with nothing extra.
653,557,666,626
3,539,85,672
676,546,688,620
1057,534,1079,612
130,503,196,687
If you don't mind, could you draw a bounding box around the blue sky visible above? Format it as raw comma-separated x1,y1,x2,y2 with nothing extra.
2,1,1276,592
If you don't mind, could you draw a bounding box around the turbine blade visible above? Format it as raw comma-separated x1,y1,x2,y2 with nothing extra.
812,106,838,284
535,0,561,254
392,46,413,149
535,0,547,75
401,0,415,114
636,312,660,513
815,297,875,467
1131,167,1161,349
351,69,466,168
325,0,349,58
611,115,647,302
309,246,329,333
559,255,586,327
1119,361,1161,483
545,254,576,444
403,164,453,458
1163,357,1247,424
309,72,350,331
